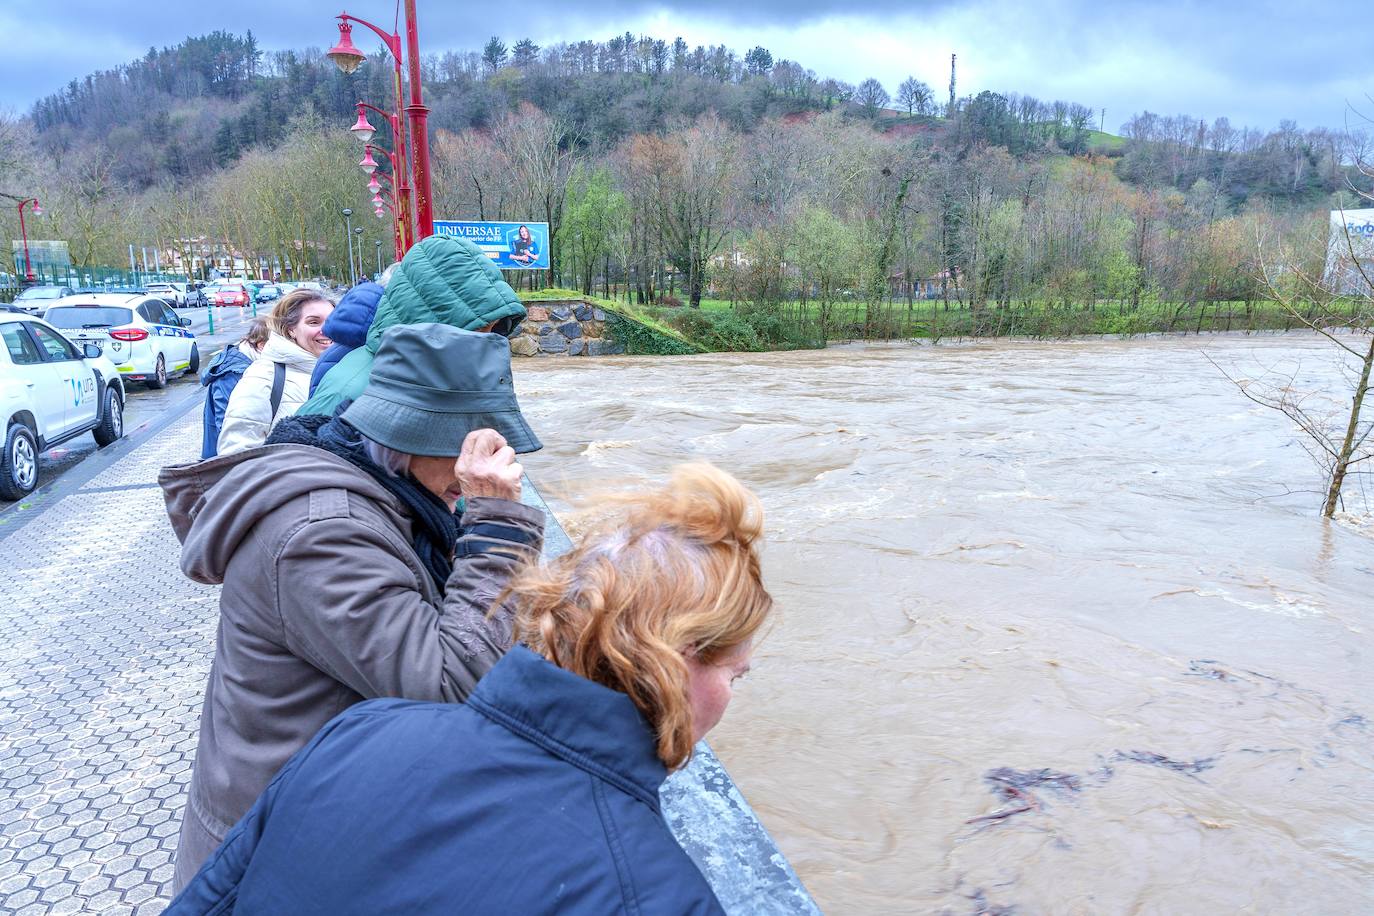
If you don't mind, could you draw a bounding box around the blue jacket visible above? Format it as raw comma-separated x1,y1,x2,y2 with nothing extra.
309,282,383,396
199,345,253,459
166,646,725,915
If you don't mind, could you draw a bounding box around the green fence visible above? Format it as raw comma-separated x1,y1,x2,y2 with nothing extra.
1,264,194,302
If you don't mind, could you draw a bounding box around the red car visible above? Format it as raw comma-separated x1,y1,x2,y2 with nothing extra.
212,284,250,307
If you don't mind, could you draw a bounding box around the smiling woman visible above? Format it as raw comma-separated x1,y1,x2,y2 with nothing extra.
214,290,335,455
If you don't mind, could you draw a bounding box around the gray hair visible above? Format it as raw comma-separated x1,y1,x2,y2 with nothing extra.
377,262,401,288
363,434,412,477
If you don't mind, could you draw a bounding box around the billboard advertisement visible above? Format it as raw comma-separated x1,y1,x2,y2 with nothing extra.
1324,208,1374,296
433,220,550,270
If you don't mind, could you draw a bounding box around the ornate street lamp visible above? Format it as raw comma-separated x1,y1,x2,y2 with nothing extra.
349,109,376,144
326,21,366,73
327,7,434,243
359,148,378,174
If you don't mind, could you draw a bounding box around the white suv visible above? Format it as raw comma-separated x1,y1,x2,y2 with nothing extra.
44,293,200,389
0,313,125,499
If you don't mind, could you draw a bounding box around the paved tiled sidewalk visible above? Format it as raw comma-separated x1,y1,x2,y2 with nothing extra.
0,415,211,915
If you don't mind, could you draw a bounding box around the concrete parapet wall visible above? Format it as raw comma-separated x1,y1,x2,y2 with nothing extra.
512,299,625,357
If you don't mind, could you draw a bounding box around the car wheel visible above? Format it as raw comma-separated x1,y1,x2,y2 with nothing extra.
0,422,39,500
93,387,124,447
146,354,168,390
188,344,200,374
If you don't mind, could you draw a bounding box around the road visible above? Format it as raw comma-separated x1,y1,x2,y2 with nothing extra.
0,305,260,512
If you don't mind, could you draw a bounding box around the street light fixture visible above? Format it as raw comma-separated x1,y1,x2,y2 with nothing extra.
326,21,366,73
375,239,383,275
341,207,356,286
354,226,364,283
359,148,378,174
349,110,376,144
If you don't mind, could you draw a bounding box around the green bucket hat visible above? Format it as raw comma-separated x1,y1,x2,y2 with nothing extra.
342,323,542,456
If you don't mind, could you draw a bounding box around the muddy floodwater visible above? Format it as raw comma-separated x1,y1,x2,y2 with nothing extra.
515,334,1374,914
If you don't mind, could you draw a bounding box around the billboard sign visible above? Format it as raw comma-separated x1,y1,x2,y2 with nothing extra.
11,240,71,271
433,220,550,270
1324,208,1374,296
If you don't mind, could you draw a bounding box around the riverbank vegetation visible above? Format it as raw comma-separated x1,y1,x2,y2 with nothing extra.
2,29,1370,341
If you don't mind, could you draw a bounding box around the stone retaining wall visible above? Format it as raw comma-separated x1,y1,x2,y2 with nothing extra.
511,299,625,357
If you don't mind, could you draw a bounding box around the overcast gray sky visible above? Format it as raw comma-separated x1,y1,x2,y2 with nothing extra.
1,1,1367,133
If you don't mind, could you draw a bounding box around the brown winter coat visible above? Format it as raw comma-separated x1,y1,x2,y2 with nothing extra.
158,443,545,890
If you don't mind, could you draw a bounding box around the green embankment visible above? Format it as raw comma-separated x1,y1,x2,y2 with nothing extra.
519,288,702,355
521,289,1333,353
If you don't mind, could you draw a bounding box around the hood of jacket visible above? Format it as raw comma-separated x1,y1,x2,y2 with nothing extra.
159,444,400,585
200,344,253,386
261,332,319,373
321,282,384,350
365,235,526,353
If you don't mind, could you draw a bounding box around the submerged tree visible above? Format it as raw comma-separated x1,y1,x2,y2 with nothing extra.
1212,202,1373,519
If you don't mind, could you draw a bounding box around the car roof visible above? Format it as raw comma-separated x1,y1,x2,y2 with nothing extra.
49,293,142,306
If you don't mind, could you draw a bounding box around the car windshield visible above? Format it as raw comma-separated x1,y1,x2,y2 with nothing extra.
44,306,134,329
16,287,65,300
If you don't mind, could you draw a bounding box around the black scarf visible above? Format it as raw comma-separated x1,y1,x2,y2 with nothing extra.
267,413,458,593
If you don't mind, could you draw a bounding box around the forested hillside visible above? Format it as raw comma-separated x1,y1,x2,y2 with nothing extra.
2,29,1369,315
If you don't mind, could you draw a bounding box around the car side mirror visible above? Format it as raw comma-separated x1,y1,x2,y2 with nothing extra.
82,343,101,359
180,317,193,327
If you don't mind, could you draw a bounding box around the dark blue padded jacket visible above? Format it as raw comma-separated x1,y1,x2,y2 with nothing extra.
166,646,725,915
308,282,383,395
199,345,253,459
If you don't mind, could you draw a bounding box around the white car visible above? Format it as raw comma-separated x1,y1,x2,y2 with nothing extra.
11,285,77,316
43,293,200,389
145,282,187,307
0,313,125,499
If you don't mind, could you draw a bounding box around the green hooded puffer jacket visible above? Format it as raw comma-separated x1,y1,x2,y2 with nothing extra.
300,234,527,418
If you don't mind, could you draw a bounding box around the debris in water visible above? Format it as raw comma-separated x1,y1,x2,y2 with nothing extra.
985,767,1082,795
967,887,1018,915
966,767,1082,827
1185,659,1235,681
1113,750,1216,775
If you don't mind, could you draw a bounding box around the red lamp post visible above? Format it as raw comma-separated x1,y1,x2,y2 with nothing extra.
17,198,42,284
328,6,434,248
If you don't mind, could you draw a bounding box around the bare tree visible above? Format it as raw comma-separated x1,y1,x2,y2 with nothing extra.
1212,205,1373,518
855,78,890,119
896,77,933,117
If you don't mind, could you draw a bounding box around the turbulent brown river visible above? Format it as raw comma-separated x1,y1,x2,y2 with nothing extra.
515,333,1374,914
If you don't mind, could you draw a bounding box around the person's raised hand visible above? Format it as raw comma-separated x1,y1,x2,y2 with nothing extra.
454,429,522,502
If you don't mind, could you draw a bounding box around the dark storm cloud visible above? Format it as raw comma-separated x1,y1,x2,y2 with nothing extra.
1,1,1366,131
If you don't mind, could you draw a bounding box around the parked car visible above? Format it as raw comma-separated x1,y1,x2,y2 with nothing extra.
183,282,208,307
146,282,187,307
254,284,283,303
0,313,125,498
43,294,198,390
12,286,77,316
210,283,251,308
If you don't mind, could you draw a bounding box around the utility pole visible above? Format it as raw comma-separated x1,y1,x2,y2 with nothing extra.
948,53,956,117
1100,107,1106,132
